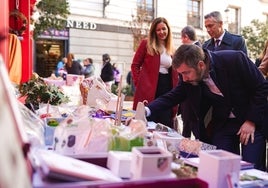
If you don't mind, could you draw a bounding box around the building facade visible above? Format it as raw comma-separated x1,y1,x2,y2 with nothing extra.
34,0,268,80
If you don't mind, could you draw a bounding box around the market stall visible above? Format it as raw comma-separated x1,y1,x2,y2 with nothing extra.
2,67,268,188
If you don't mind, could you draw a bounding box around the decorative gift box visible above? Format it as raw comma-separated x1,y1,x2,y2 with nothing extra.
198,149,241,188
130,146,173,180
107,151,132,179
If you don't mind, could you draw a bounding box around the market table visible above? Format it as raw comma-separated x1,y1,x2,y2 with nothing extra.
23,76,268,188
31,150,268,188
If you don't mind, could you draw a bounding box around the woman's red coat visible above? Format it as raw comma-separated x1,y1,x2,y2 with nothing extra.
131,39,179,116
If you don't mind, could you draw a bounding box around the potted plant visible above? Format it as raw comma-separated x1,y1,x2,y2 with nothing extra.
111,84,134,101
122,85,134,101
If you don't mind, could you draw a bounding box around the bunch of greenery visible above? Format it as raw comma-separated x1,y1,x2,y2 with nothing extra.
241,19,268,59
122,84,134,97
18,73,69,108
111,84,134,97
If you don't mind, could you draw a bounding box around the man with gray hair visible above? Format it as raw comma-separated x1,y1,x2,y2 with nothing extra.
181,25,201,47
202,11,247,54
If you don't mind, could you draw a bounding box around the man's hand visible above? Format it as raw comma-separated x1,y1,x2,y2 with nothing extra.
237,120,255,145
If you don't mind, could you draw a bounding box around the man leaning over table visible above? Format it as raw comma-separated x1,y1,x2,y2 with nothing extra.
145,44,268,171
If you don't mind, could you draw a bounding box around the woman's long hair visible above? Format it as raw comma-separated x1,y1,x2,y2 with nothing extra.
66,53,74,68
259,40,268,61
147,17,174,56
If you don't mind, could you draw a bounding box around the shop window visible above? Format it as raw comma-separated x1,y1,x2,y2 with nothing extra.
35,39,66,78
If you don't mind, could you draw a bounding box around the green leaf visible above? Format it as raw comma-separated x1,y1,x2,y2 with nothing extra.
242,19,268,59
18,73,70,107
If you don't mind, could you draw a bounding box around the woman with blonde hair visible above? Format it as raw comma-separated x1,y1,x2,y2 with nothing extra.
131,17,178,128
65,53,82,75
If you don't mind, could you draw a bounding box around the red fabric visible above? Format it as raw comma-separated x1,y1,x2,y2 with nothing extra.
9,0,34,83
131,39,179,115
100,178,208,188
0,0,8,67
19,0,33,83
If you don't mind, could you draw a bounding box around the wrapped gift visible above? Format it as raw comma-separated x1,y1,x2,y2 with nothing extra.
44,117,65,146
43,78,65,87
66,74,84,86
53,115,112,156
80,77,118,112
108,119,147,152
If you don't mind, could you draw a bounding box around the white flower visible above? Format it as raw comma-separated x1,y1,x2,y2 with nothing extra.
31,11,40,22
29,24,35,31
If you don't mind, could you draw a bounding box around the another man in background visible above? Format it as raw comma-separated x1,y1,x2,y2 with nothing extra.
202,11,248,55
181,25,202,47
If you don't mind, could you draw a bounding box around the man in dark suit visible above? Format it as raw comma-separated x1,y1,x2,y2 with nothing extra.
179,11,249,139
146,44,268,170
202,11,248,54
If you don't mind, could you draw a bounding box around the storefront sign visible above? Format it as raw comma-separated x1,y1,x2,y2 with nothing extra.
42,29,69,37
66,20,97,30
65,19,178,37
